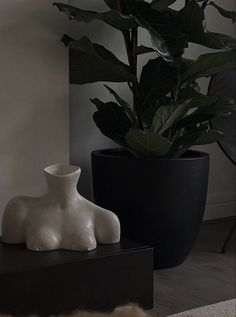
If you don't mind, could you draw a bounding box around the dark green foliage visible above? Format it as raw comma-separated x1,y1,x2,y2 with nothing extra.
53,3,137,30
169,124,224,158
54,0,236,159
67,36,135,84
93,101,134,149
125,128,171,158
178,1,236,49
176,96,235,129
139,58,178,110
182,50,236,82
208,2,236,23
103,0,119,10
128,1,188,59
151,0,178,11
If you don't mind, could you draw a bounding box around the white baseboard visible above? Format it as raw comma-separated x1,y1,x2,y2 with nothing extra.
204,193,236,220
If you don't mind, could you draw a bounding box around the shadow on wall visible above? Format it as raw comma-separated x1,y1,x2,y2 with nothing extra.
70,84,117,199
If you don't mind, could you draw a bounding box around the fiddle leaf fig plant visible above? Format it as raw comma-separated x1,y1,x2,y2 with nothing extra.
54,0,236,158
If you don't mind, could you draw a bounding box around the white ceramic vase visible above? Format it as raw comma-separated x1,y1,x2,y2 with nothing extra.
1,164,120,251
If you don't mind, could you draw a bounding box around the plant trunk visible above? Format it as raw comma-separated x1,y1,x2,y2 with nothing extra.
118,0,144,130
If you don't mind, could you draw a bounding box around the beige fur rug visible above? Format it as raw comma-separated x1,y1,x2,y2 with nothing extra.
0,305,150,317
59,305,150,317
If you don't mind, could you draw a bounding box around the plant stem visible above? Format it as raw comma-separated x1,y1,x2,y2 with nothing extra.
174,78,181,104
123,31,133,67
117,0,122,13
168,127,173,142
117,0,144,130
131,27,144,130
131,27,138,74
133,79,144,130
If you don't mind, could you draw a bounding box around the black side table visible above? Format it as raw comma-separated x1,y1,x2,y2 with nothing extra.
0,238,153,316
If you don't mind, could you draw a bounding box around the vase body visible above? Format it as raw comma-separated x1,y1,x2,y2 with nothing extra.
2,164,120,251
92,149,209,269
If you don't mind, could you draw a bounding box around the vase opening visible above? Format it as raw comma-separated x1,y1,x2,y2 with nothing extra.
44,164,81,177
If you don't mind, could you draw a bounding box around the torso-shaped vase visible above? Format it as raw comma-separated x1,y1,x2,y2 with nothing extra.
1,164,120,251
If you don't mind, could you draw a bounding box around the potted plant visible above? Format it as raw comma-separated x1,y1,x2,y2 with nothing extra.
54,0,236,268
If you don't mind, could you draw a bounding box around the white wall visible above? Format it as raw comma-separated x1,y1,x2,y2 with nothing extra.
69,0,235,219
0,0,69,230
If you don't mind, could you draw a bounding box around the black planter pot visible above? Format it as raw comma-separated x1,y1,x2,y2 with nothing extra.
91,149,209,269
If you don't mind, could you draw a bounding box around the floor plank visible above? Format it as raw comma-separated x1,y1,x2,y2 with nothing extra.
150,219,236,317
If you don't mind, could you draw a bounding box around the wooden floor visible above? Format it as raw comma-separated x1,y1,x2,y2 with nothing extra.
150,219,236,317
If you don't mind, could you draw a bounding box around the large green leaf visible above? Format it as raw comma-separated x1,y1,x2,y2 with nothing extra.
179,0,205,36
169,124,224,158
196,129,224,144
90,98,104,110
129,3,171,61
174,57,195,73
150,105,174,133
126,128,171,158
104,85,138,125
141,97,172,127
176,97,236,128
193,32,236,50
54,3,137,30
209,2,236,23
178,1,236,49
151,101,190,134
187,95,219,108
139,57,178,109
93,101,134,148
103,0,119,10
67,36,135,84
151,0,178,11
128,2,188,60
181,50,236,83
178,82,201,100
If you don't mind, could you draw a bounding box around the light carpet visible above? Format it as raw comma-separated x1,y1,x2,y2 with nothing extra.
167,299,236,317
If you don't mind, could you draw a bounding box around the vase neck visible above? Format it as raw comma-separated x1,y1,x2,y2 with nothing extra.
44,164,81,207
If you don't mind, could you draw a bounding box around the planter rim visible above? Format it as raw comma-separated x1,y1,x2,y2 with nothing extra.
92,148,209,162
